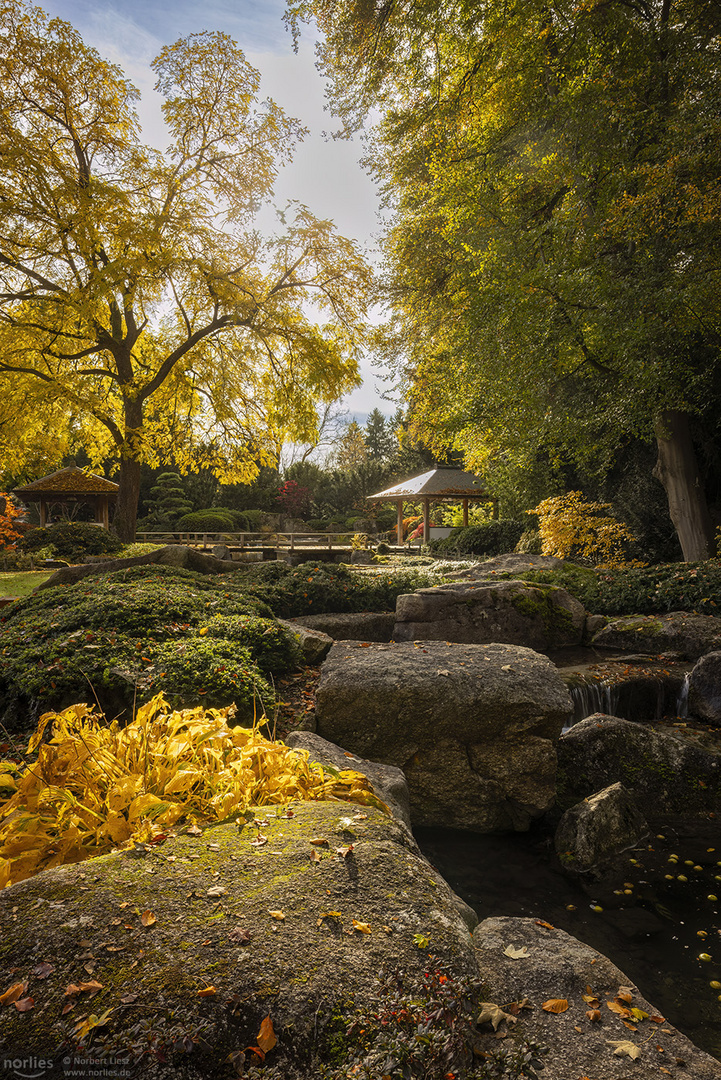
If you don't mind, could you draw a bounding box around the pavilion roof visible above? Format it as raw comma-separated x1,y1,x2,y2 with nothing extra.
14,465,119,497
367,467,492,500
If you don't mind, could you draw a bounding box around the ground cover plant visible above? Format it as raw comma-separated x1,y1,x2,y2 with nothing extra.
21,521,123,559
518,561,721,616
0,564,296,725
237,559,438,618
0,693,388,888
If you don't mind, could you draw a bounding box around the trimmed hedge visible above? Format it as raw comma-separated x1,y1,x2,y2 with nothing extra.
21,522,123,559
429,519,525,557
175,508,251,532
519,560,721,616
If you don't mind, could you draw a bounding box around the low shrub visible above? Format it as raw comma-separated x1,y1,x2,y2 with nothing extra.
519,560,721,616
429,519,525,557
531,492,643,568
21,522,123,560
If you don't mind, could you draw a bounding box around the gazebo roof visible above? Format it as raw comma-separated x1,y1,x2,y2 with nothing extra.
14,465,119,498
367,466,492,500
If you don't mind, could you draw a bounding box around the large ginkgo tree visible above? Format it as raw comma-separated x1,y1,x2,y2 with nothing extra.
0,0,371,539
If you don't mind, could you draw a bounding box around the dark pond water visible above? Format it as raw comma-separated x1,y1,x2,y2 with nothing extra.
415,820,721,1061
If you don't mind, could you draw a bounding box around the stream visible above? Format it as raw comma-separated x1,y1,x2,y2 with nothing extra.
416,647,721,1062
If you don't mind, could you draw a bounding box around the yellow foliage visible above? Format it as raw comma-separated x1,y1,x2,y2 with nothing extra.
531,492,644,569
0,695,388,889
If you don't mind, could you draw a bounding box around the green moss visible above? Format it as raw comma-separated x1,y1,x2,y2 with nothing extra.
511,586,575,642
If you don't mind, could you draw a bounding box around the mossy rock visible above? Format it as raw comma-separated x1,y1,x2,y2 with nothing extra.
0,803,478,1076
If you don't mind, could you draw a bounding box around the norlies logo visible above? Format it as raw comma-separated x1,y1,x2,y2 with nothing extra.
3,1059,53,1079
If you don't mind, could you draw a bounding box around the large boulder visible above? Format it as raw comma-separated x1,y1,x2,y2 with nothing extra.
557,714,721,816
315,640,572,831
290,611,396,642
393,579,585,650
592,611,721,660
473,916,721,1080
554,781,649,873
0,802,478,1077
283,730,413,830
688,650,721,726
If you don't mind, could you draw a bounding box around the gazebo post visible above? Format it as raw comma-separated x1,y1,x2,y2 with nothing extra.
423,497,430,545
397,499,403,546
39,499,47,527
463,499,469,527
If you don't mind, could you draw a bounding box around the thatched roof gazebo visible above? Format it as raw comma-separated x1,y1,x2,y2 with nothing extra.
14,464,119,529
367,466,497,545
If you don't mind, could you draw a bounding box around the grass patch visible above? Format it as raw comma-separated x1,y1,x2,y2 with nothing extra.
0,571,53,599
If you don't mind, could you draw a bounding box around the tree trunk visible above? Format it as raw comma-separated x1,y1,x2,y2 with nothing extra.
653,409,713,562
112,400,143,543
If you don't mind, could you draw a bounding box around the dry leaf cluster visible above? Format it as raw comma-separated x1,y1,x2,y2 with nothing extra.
0,694,388,888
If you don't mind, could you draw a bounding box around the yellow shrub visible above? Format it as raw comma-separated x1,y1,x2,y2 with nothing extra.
0,695,388,889
531,492,644,569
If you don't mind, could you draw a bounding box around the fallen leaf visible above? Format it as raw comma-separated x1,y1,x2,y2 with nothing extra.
535,920,555,930
477,1002,518,1031
257,1015,277,1053
250,835,268,847
335,844,353,859
622,1020,638,1031
542,999,569,1014
61,1002,75,1016
630,1007,649,1021
207,886,227,897
78,980,103,996
617,987,634,1004
608,1040,641,1060
187,824,202,836
64,984,82,997
120,993,138,1004
352,919,372,934
309,838,329,846
140,910,156,927
586,1009,601,1022
649,1015,666,1023
14,996,34,1012
31,962,55,979
268,910,285,921
0,982,27,1005
607,1000,632,1018
228,928,251,945
197,986,217,997
309,850,322,863
503,945,529,959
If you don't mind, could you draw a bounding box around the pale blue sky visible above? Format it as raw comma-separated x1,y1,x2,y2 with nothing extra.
39,0,391,418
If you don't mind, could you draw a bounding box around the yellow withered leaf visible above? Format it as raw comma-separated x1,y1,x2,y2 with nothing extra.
542,999,569,1014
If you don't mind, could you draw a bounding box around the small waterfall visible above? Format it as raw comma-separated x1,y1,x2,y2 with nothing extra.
675,674,690,719
568,680,621,726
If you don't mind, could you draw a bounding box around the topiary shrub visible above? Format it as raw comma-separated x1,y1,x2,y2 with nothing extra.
21,521,123,560
175,508,250,532
429,519,525,557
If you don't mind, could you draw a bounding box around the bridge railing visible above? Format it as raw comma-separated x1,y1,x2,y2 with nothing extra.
135,531,357,551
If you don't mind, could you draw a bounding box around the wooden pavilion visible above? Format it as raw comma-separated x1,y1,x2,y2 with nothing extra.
14,464,119,529
367,466,497,545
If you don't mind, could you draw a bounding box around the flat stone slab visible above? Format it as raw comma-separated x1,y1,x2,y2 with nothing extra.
316,641,572,831
291,611,396,642
593,611,721,660
393,579,586,650
473,916,721,1079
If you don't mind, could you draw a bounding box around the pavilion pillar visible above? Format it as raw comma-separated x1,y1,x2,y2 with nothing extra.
397,500,404,546
96,496,110,529
423,498,430,544
39,498,47,527
463,499,469,527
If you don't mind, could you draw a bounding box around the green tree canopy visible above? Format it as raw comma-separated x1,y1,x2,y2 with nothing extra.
0,0,371,539
288,0,721,559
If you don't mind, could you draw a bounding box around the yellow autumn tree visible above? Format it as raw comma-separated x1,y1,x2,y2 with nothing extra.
0,2,371,539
